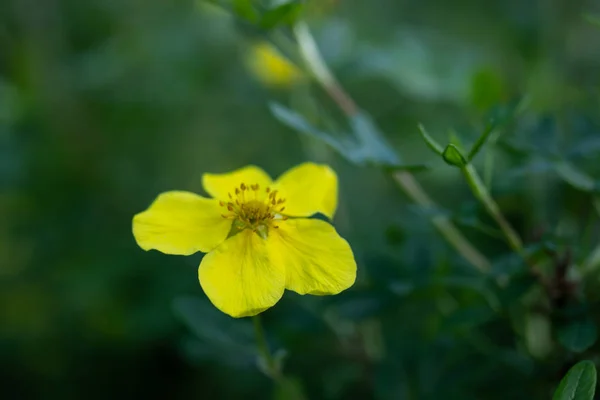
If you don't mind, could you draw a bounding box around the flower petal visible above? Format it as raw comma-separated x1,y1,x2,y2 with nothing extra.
133,191,231,255
202,165,273,200
274,163,338,219
269,219,356,295
199,230,285,318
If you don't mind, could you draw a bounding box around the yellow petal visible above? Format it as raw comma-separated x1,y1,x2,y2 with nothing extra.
274,163,338,219
133,191,231,255
202,165,273,200
199,230,286,318
269,219,356,295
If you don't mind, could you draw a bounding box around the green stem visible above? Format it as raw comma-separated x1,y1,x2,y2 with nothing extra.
252,315,281,380
461,164,524,255
394,172,491,272
293,22,491,273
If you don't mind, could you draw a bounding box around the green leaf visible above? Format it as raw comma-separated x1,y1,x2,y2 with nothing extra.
269,102,358,160
443,144,468,167
558,318,598,353
584,14,600,28
270,102,400,166
469,68,507,112
555,161,597,192
417,123,444,156
349,112,400,165
172,296,256,354
467,119,497,162
553,360,597,400
259,1,303,30
273,376,308,400
232,0,259,23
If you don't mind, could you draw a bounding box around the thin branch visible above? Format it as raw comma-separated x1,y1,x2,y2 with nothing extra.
293,22,491,272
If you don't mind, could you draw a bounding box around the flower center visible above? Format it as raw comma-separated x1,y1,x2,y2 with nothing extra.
219,182,287,237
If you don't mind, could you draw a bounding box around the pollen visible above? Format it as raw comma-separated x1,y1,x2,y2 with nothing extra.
219,182,288,236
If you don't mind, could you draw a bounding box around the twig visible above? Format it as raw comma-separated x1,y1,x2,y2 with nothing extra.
293,22,491,272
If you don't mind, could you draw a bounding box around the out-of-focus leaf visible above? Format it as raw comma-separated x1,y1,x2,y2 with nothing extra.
380,163,430,173
438,275,500,311
273,376,308,400
328,289,395,321
443,144,467,167
259,1,303,30
442,305,495,331
270,102,400,166
0,80,23,124
567,136,600,159
173,296,257,364
557,318,598,353
492,267,537,307
553,360,597,400
554,161,597,192
525,313,553,358
350,112,400,165
584,14,600,28
469,68,507,112
467,119,497,162
454,215,503,239
418,123,444,156
232,0,259,23
594,196,600,215
270,102,354,157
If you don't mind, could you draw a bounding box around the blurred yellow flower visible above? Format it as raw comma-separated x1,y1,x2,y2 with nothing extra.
247,42,303,88
133,163,356,318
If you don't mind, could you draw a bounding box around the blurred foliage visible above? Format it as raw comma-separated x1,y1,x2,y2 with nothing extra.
2,0,600,399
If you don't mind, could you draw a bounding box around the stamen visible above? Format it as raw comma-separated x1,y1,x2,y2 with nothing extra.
226,181,290,235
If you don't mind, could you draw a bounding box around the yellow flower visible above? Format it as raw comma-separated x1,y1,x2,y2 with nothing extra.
133,163,356,318
246,42,303,88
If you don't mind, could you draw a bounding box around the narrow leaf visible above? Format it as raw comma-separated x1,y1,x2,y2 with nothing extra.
443,144,468,167
553,360,597,400
418,123,444,156
467,119,497,161
269,102,356,160
259,1,303,30
350,112,400,165
270,102,401,166
555,161,597,192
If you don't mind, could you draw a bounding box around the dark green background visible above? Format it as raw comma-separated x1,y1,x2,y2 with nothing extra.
2,0,600,399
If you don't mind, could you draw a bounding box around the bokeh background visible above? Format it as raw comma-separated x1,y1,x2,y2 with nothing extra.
2,0,600,399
